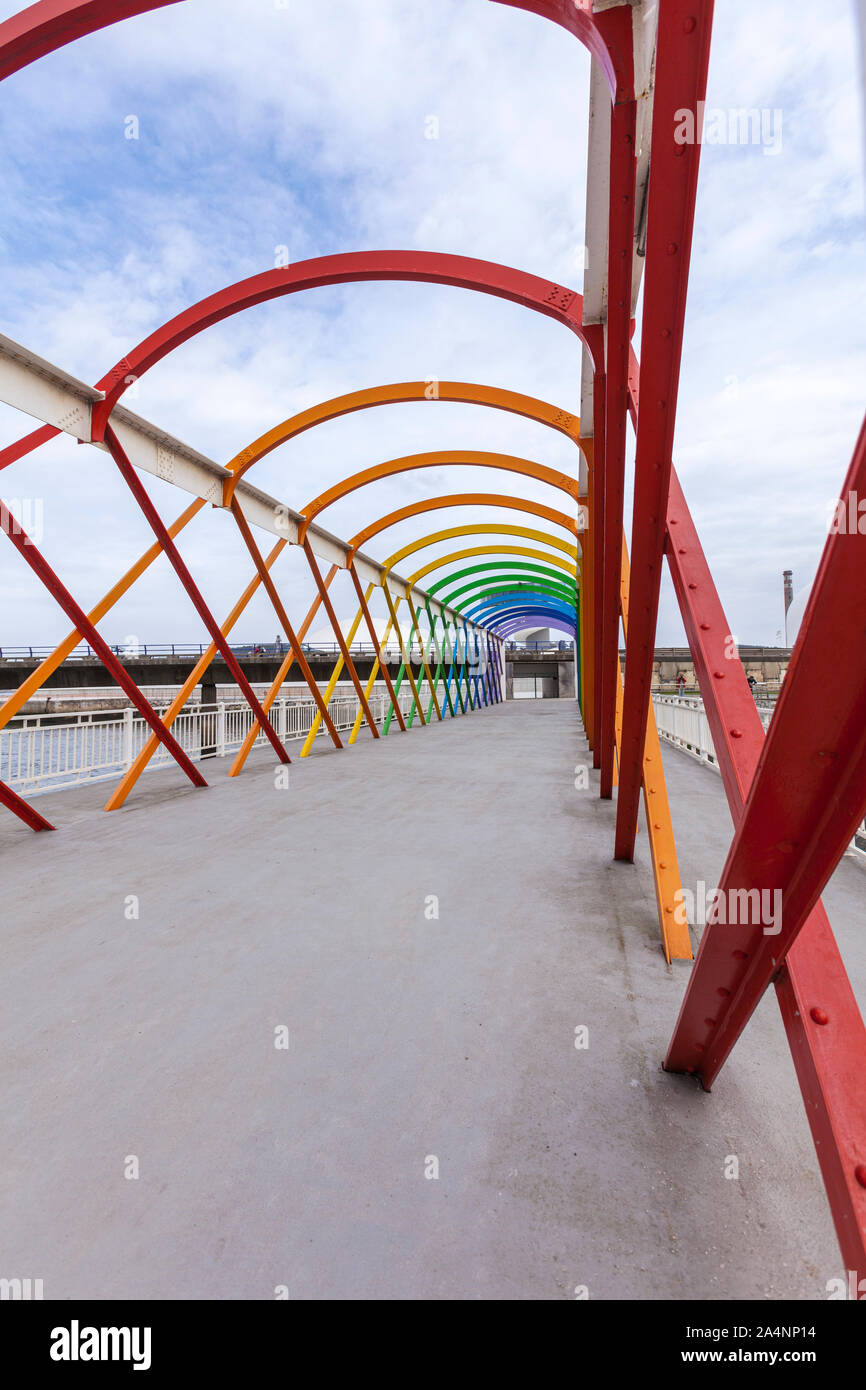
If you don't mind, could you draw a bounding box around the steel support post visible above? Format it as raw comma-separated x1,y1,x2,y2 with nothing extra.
0,498,206,734
445,618,465,714
459,621,475,709
475,628,490,706
0,777,55,832
483,633,494,704
425,603,454,719
301,539,379,740
495,636,505,702
494,635,502,703
467,626,482,707
582,461,594,742
106,537,289,809
381,580,426,731
231,566,337,775
479,630,493,706
618,532,691,962
419,607,444,720
300,608,364,754
231,498,342,749
0,498,206,791
104,425,289,765
598,93,637,798
397,597,444,728
348,596,402,744
347,563,407,733
590,407,605,767
615,0,714,860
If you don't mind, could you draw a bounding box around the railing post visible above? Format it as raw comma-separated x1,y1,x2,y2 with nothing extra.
122,707,134,771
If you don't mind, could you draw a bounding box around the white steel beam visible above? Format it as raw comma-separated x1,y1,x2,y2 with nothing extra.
0,333,473,627
579,0,658,433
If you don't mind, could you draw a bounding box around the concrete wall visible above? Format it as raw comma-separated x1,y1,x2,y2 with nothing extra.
647,646,791,692
504,658,576,700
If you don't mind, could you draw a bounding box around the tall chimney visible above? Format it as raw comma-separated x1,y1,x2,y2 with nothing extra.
783,570,793,647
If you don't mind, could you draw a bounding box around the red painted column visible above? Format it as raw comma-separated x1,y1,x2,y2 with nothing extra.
615,0,714,859
598,95,636,798
591,378,606,767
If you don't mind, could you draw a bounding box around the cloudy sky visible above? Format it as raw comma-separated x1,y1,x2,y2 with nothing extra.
0,0,864,650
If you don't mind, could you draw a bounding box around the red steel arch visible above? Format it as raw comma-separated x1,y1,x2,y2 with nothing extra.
0,1,629,101
0,0,185,82
0,251,601,474
492,0,634,102
88,252,595,437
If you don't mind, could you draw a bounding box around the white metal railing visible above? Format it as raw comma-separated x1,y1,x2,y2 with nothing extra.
0,680,363,705
653,694,717,767
0,641,442,661
1,691,420,795
653,694,771,767
652,694,866,861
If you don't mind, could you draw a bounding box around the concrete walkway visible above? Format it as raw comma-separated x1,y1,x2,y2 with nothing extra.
1,700,862,1299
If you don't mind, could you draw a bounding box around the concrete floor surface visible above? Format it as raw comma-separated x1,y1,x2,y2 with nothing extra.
1,700,861,1299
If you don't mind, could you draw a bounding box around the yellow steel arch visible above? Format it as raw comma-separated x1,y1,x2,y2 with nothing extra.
383,522,578,573
405,545,577,586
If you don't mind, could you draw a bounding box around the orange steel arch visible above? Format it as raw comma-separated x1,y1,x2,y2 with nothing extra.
221,380,582,503
348,493,580,554
298,451,580,541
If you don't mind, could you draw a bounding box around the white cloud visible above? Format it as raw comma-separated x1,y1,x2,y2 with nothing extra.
0,0,863,651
